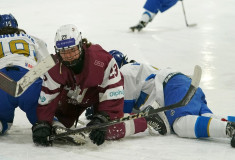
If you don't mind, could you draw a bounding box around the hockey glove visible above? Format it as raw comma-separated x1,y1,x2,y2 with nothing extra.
130,21,147,32
87,112,110,146
143,106,167,135
32,121,52,146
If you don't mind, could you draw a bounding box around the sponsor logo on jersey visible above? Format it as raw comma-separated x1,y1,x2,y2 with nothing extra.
39,96,46,103
100,86,124,102
94,60,104,68
25,62,33,68
109,89,124,97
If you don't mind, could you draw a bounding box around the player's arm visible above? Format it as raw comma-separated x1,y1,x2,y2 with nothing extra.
32,36,50,62
32,69,63,146
87,58,124,146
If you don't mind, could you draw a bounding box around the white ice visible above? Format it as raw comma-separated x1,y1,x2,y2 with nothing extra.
1,0,235,159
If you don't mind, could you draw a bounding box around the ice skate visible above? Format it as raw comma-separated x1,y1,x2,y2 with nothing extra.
226,122,235,147
130,21,148,32
143,106,167,135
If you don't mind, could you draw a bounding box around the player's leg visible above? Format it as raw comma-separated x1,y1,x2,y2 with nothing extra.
173,115,228,138
159,0,179,13
0,67,22,134
0,86,15,134
18,77,42,125
130,0,159,31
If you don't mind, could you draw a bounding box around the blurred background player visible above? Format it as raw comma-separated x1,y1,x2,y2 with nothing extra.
130,0,179,32
110,50,235,148
0,14,49,135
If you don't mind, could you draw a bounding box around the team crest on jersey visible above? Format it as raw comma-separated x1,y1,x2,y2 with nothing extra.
67,98,79,105
67,86,88,104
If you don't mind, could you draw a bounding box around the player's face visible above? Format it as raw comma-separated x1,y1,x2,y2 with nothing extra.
59,46,80,62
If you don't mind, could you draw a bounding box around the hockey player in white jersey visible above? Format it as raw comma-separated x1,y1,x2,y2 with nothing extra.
0,14,49,135
110,50,235,148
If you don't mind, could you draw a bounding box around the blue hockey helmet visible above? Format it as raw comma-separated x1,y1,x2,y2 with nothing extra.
0,14,18,29
109,50,128,68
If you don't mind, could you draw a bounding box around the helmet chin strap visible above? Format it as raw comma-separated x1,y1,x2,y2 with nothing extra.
62,49,85,74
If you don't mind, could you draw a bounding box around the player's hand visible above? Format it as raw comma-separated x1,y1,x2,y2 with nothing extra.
87,112,110,146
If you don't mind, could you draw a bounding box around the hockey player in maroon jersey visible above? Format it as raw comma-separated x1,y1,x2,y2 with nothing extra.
32,24,167,146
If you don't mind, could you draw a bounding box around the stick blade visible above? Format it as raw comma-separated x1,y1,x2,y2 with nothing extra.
0,72,17,96
191,65,202,88
180,65,202,106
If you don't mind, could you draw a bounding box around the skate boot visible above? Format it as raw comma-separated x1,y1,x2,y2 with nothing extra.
226,122,235,147
53,125,86,145
143,106,167,135
130,21,148,32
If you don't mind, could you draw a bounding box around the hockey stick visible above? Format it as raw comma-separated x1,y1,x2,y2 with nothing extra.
181,0,197,27
50,65,202,141
0,55,56,97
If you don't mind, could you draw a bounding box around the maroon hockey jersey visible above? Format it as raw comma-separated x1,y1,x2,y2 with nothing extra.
37,44,147,140
37,44,124,126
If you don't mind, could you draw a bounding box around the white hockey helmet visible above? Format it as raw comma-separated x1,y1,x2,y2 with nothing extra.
54,24,82,51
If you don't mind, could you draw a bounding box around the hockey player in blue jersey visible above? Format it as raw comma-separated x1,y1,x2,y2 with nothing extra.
130,0,179,32
109,50,235,148
0,14,49,134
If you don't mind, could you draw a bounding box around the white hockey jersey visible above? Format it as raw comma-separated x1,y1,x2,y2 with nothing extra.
0,33,49,70
120,63,178,112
